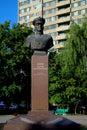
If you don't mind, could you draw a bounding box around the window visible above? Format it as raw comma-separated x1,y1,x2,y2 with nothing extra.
51,0,56,5
74,19,78,24
34,4,42,9
51,32,57,37
80,18,85,23
73,11,78,16
43,2,50,7
51,8,56,13
51,16,56,21
26,15,29,20
26,23,30,27
19,16,25,21
27,0,30,4
80,0,85,6
44,10,49,15
26,7,30,12
19,0,36,6
45,18,49,22
73,2,78,8
49,24,56,29
43,0,56,7
81,9,85,15
45,16,56,22
54,40,58,45
19,7,31,14
58,39,66,44
19,15,30,21
43,8,56,15
30,0,35,3
58,31,66,35
19,9,24,14
19,1,26,6
44,24,56,30
45,2,50,6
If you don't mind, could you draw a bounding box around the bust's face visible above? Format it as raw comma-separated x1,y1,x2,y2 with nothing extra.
34,21,44,33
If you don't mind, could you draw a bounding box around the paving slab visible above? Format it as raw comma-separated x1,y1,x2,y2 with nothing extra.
63,115,87,127
0,115,15,123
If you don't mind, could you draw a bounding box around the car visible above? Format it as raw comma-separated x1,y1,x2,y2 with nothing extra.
9,104,18,110
0,101,5,109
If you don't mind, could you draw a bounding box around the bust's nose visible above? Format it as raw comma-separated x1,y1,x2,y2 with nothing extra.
38,24,41,27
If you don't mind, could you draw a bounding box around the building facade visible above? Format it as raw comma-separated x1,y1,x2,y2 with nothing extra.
18,0,87,52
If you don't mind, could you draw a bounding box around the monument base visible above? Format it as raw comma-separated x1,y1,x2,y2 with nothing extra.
4,111,80,130
31,55,49,111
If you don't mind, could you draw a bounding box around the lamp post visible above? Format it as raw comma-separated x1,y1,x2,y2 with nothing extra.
70,0,72,22
41,0,43,18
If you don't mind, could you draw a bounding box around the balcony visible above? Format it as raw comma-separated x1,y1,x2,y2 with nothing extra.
57,8,70,15
57,16,70,23
52,43,64,49
56,34,66,40
56,0,70,7
57,25,70,31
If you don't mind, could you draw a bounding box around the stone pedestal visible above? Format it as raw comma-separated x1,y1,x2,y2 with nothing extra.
31,56,48,111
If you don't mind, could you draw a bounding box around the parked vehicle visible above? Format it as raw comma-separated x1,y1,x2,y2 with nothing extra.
0,101,5,110
9,104,18,110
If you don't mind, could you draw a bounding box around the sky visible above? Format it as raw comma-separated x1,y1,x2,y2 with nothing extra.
0,0,18,26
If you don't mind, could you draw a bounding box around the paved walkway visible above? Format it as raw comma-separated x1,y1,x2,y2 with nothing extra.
63,115,87,126
0,114,87,126
0,115,15,123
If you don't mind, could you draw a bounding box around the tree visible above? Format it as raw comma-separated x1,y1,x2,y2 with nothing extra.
49,19,87,114
49,52,64,107
62,21,87,78
0,21,33,107
61,20,87,113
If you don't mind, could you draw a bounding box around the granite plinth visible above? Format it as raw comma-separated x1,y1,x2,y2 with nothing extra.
4,111,80,130
31,56,48,111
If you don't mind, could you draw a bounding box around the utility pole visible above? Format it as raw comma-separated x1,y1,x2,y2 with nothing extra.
42,0,43,18
70,0,72,22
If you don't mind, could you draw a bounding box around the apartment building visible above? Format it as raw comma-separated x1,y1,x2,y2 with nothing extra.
18,0,87,52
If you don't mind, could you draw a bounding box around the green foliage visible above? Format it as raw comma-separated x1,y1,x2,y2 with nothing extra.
62,21,87,78
1,82,21,98
0,21,33,104
49,18,87,112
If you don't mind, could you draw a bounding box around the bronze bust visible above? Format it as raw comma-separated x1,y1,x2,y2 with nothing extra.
26,17,53,55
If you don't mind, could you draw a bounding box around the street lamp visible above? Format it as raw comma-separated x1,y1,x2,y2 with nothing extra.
41,0,43,18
